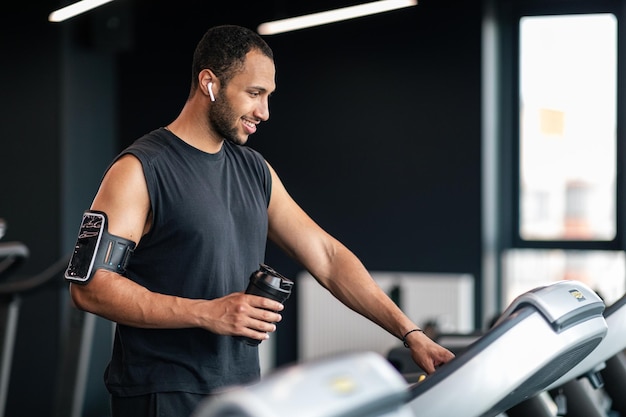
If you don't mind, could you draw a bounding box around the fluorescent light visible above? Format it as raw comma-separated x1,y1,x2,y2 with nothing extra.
49,0,115,22
258,0,418,35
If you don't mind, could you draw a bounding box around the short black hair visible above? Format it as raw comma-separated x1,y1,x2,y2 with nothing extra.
190,25,274,97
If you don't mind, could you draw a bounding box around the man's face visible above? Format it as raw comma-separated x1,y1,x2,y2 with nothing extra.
209,50,276,146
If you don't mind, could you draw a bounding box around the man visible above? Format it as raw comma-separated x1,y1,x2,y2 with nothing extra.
68,24,454,417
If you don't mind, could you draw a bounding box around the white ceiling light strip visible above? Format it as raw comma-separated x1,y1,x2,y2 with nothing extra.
258,0,418,35
48,0,115,22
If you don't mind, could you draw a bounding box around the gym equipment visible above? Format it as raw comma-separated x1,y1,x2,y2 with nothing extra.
600,351,626,415
545,292,626,391
192,351,412,417
503,391,558,417
387,332,482,381
0,240,69,417
0,244,29,416
53,292,113,417
509,292,626,417
192,280,607,417
0,220,109,417
404,280,606,417
0,241,29,278
0,237,29,416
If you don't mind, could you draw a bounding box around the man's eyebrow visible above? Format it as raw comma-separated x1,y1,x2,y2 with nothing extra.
250,86,276,95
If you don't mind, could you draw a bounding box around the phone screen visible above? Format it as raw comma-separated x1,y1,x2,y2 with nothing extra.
65,212,105,282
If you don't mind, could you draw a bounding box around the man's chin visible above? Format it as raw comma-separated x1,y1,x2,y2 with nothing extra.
226,135,249,146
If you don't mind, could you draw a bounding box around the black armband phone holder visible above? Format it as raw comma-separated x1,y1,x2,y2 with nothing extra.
64,210,136,284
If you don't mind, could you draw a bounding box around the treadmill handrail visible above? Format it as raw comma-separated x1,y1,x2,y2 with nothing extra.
0,254,70,295
406,280,607,417
408,307,535,398
0,241,29,278
0,242,29,259
605,293,626,317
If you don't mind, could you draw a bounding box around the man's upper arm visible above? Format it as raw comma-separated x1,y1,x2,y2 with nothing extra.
68,153,150,311
90,153,151,245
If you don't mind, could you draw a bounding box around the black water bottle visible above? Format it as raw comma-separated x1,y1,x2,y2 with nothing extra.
240,264,294,346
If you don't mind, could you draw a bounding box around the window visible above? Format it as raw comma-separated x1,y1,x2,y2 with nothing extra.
518,14,617,242
503,249,625,306
500,9,625,307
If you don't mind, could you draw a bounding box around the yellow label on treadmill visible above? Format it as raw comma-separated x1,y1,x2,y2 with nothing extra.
569,289,586,302
329,376,356,394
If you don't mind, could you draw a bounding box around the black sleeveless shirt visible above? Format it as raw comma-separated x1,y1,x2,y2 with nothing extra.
104,128,272,396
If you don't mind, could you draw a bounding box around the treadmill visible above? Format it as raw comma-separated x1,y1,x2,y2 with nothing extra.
509,292,626,417
0,233,70,417
545,292,626,390
192,280,607,417
0,238,29,416
600,349,626,416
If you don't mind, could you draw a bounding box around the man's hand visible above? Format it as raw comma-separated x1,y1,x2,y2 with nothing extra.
200,292,284,342
405,330,455,374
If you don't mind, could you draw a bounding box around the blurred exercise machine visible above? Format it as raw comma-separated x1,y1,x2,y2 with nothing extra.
0,234,28,281
0,222,71,417
52,287,113,417
194,351,411,417
405,280,606,417
601,350,626,416
192,280,607,417
508,292,626,417
0,237,29,416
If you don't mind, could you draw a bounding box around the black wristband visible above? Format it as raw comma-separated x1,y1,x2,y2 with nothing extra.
402,328,424,348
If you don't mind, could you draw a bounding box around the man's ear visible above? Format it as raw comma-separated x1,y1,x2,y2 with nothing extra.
199,69,219,101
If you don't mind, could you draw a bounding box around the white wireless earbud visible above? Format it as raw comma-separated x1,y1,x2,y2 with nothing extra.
208,82,215,102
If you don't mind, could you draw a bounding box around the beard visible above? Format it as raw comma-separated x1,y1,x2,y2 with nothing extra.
208,99,247,146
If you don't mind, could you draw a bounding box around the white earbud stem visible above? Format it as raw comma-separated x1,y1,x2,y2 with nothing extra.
208,82,215,102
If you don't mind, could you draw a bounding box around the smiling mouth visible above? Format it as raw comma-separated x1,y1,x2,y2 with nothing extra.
242,118,258,134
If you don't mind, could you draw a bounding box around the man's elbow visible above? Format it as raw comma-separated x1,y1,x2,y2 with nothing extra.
69,282,91,312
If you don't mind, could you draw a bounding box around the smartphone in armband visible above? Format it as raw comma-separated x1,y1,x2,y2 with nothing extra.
65,210,135,284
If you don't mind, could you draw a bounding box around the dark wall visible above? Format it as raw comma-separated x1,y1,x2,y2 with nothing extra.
0,0,482,414
0,3,63,416
116,0,483,365
118,0,482,274
267,2,483,363
1,2,119,415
